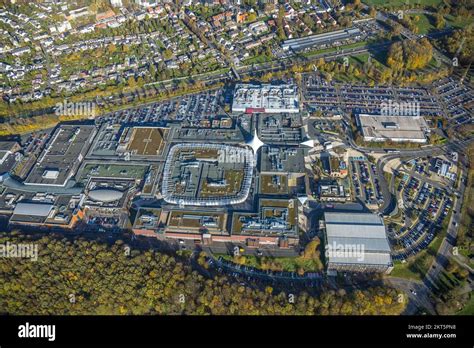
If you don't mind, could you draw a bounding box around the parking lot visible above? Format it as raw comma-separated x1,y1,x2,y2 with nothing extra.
389,163,453,261
434,77,474,125
99,89,225,126
349,158,383,208
302,73,445,117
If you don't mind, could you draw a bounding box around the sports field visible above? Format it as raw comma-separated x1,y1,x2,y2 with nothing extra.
127,127,166,156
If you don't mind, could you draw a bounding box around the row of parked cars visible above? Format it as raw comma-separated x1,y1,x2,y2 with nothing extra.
102,89,223,125
393,181,452,260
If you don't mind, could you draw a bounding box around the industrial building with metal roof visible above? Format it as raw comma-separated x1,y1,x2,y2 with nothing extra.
13,202,54,217
9,196,82,229
323,211,393,274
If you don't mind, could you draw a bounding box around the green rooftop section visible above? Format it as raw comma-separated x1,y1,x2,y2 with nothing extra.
260,174,289,195
80,163,148,182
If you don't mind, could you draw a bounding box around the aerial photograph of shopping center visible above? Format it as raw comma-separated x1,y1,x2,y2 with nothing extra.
0,0,473,343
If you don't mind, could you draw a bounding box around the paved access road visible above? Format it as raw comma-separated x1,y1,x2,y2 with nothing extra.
386,277,436,314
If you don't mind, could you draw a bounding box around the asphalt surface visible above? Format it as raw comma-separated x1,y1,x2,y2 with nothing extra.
422,168,470,293
385,277,435,314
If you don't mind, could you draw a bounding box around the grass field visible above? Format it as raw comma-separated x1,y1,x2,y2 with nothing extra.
350,53,370,65
390,250,433,280
457,294,474,315
221,254,323,273
243,53,273,66
331,51,389,83
390,263,420,280
362,0,442,8
406,12,473,34
408,14,435,35
243,39,370,67
302,40,369,59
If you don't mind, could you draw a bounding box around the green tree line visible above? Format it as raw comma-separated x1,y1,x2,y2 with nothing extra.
0,233,405,315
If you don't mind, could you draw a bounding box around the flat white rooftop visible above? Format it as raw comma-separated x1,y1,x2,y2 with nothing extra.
357,114,428,143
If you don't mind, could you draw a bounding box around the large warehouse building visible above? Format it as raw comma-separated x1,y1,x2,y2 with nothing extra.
323,211,393,274
356,114,429,143
232,84,299,114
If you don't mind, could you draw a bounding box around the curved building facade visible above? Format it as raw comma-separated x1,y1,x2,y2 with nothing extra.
162,143,255,207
